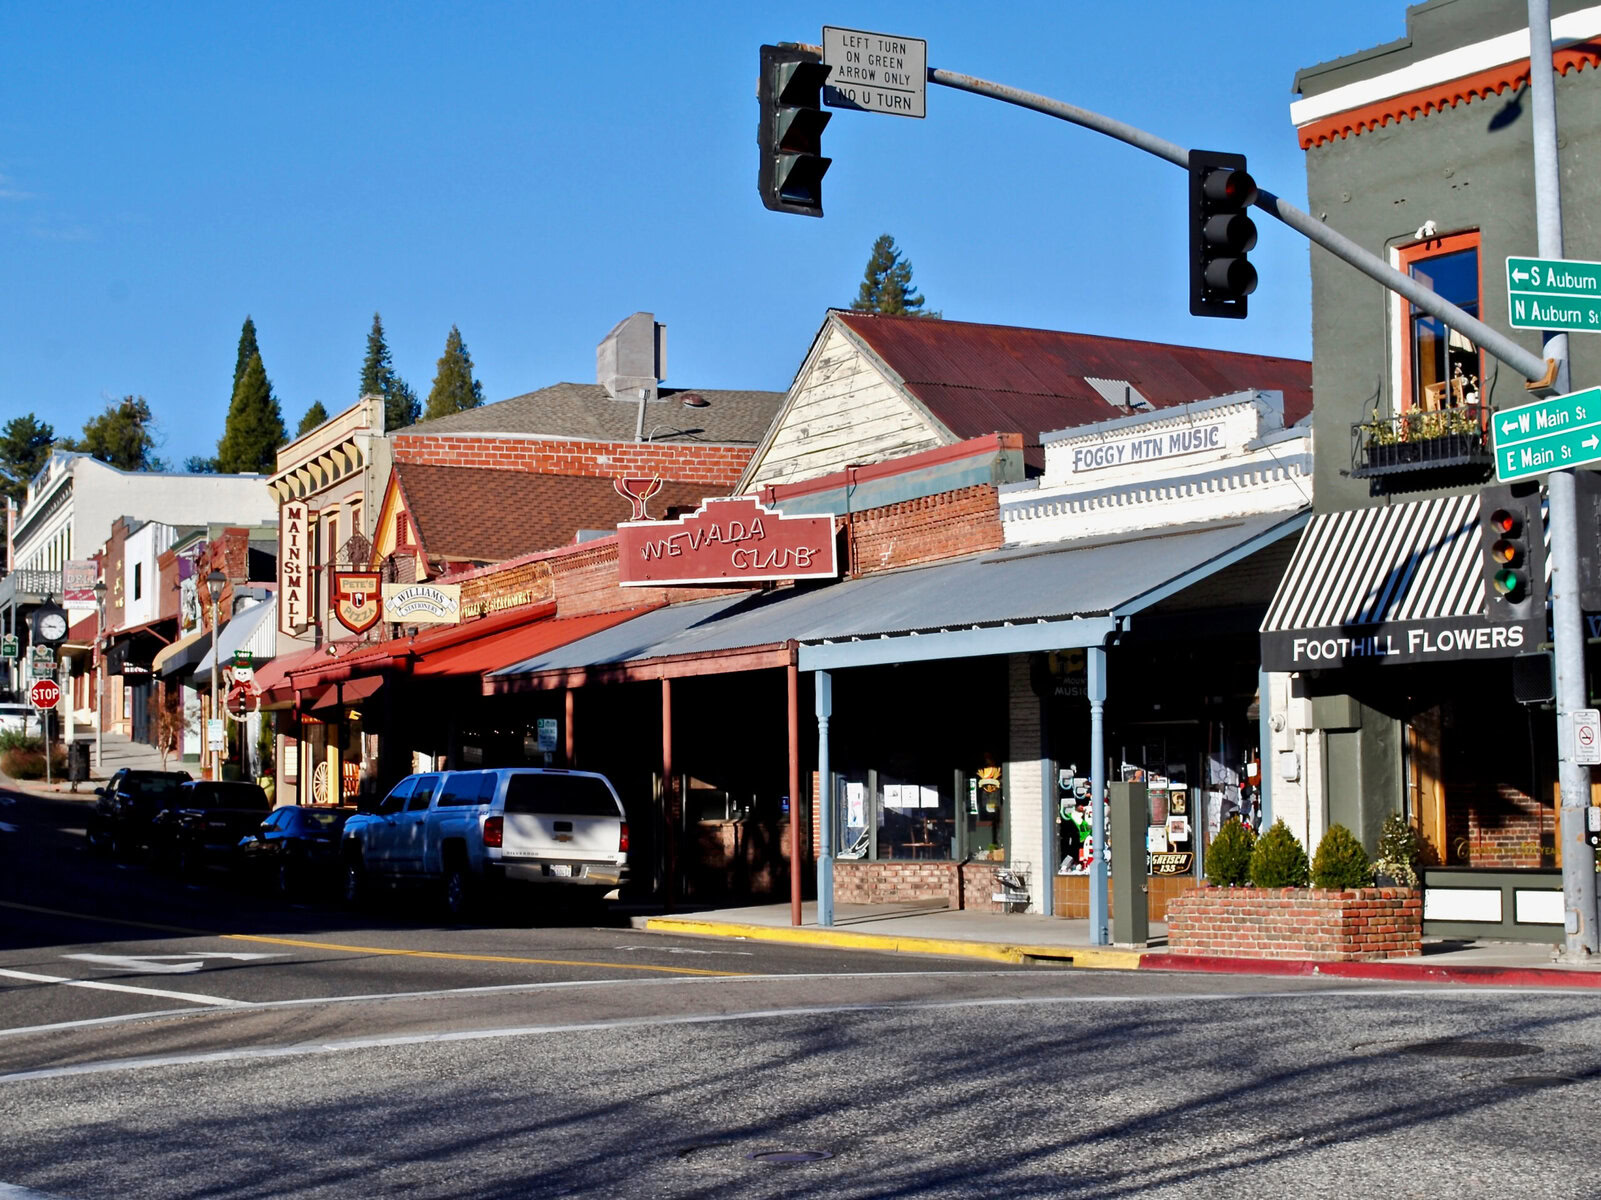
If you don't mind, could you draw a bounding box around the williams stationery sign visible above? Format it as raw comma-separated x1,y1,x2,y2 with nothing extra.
333,571,383,634
617,496,838,586
382,581,461,625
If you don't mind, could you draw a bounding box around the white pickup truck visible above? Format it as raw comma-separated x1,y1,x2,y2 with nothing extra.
340,767,629,917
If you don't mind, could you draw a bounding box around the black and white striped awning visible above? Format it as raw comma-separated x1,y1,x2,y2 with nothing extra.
1261,494,1537,670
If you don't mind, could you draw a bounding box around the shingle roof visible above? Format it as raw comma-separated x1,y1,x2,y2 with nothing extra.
836,312,1313,471
400,383,786,446
394,463,713,563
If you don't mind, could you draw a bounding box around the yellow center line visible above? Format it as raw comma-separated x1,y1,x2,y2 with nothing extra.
0,900,747,978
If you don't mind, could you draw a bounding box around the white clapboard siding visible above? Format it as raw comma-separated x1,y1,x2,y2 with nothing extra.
747,323,948,489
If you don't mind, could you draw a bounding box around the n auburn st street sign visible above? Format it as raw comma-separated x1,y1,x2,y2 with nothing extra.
618,497,837,586
1492,387,1601,481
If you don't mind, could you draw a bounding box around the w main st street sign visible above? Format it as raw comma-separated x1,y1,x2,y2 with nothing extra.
1492,387,1601,482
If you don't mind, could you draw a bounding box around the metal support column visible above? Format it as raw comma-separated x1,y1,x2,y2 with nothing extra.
1258,666,1273,828
1039,689,1056,916
815,669,833,928
1529,0,1597,958
661,676,675,913
1088,644,1109,946
787,655,803,927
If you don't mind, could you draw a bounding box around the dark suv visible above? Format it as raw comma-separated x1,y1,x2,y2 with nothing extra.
149,781,273,875
86,769,193,858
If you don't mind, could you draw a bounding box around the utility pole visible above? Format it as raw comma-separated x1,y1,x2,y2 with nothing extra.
1527,0,1596,960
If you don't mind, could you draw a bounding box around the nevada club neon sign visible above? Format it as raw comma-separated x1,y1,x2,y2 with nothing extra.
617,496,838,586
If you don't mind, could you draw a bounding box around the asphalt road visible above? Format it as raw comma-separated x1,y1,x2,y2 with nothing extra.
3,784,1600,1198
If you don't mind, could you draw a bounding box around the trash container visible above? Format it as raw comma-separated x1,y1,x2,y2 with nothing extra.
67,740,90,784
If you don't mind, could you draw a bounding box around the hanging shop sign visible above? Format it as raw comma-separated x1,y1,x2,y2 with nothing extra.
1261,616,1539,671
333,571,384,634
1149,851,1194,876
279,501,311,635
62,560,99,605
617,496,837,586
382,581,461,625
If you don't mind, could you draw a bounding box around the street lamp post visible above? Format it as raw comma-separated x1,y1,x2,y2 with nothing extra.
93,578,107,774
206,569,225,782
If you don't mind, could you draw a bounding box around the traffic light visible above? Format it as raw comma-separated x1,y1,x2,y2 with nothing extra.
1479,483,1546,623
1188,149,1258,319
758,44,832,217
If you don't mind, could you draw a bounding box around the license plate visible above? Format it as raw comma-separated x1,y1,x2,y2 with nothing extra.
549,864,571,877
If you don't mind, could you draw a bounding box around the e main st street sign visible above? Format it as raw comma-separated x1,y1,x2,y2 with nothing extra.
1507,256,1601,333
1492,386,1601,482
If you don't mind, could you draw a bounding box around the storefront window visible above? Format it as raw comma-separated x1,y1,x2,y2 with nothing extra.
1398,232,1482,412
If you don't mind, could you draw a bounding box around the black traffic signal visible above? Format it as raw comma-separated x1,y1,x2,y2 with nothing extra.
1189,149,1258,319
758,44,832,217
1479,483,1546,623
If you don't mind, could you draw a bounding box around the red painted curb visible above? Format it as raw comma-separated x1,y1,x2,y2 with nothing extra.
1138,951,1601,988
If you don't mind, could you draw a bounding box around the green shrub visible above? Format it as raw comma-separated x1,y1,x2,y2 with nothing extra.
1311,823,1371,889
1206,817,1256,886
0,728,41,754
1,745,67,781
1249,819,1310,888
1373,813,1422,886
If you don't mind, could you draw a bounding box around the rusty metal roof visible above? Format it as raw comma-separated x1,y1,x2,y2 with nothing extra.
836,312,1312,471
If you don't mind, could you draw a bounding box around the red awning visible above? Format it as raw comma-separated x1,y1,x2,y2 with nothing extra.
252,643,335,705
411,608,656,678
305,675,384,712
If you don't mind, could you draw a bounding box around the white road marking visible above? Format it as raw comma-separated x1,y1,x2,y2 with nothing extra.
0,967,241,1008
0,984,1572,1084
612,944,756,957
63,952,286,975
0,1182,71,1198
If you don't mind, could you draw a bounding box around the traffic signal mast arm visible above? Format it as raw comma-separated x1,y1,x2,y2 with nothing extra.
913,66,1558,390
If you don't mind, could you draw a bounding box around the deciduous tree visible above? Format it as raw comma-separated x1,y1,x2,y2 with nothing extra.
0,414,57,506
423,325,485,420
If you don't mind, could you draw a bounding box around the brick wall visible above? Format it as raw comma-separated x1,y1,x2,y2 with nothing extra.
1446,783,1555,868
846,485,1004,575
1166,886,1422,961
832,860,1018,913
391,433,752,487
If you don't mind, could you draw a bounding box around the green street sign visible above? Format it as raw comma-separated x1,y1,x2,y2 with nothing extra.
1507,256,1601,332
1,635,16,659
1492,387,1601,481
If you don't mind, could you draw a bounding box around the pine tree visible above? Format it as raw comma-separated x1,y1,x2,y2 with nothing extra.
232,316,261,394
423,325,485,420
359,312,420,431
0,414,57,506
851,233,939,317
297,401,329,437
73,397,163,471
215,354,287,473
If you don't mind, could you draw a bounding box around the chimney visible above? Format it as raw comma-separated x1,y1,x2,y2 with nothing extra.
597,312,667,402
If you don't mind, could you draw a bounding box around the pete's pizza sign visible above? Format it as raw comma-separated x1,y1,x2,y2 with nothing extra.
617,497,837,586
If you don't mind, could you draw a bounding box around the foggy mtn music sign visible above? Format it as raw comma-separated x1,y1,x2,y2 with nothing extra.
617,496,838,586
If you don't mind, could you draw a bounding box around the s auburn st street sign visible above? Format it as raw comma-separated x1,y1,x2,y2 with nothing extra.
1507,255,1601,333
1491,387,1601,481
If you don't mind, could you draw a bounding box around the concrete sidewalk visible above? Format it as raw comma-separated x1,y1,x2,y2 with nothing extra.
0,731,181,799
637,900,1601,988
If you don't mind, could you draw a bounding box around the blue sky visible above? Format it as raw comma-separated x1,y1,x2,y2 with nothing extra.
0,1,1409,469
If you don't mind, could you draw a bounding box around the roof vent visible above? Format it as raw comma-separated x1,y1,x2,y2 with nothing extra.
1084,377,1154,413
679,392,710,408
597,312,667,402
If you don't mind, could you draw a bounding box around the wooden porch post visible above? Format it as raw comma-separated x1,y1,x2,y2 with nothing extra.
564,687,575,767
662,675,675,913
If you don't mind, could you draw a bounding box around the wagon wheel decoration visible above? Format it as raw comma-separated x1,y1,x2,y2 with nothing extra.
312,760,330,805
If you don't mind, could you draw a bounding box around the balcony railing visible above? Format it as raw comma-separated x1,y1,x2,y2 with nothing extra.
1350,404,1493,478
0,568,63,607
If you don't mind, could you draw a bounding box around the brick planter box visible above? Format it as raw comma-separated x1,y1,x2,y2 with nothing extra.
1166,885,1421,961
832,860,1020,913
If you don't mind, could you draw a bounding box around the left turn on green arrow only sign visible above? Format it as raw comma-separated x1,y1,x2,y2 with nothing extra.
1492,387,1601,481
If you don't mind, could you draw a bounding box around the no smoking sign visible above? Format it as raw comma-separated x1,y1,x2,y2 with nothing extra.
1575,708,1601,767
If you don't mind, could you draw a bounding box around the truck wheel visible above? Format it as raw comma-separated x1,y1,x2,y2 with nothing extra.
442,861,474,920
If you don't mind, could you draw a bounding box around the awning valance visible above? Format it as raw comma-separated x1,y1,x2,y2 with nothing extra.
1260,494,1534,671
489,510,1309,691
153,628,211,678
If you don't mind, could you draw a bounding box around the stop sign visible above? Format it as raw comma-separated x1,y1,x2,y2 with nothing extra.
30,679,60,710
